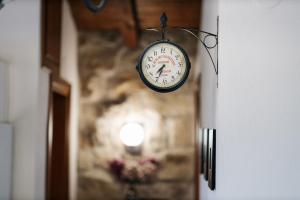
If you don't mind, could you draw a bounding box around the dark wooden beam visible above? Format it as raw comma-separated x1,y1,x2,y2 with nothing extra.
136,0,200,29
68,0,200,47
69,0,138,48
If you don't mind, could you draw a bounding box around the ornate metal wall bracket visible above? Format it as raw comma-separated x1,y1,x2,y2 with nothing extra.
146,13,219,76
83,0,108,13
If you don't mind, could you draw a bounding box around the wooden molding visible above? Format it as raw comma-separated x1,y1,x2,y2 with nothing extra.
46,74,71,200
41,0,63,75
51,76,71,96
194,75,201,200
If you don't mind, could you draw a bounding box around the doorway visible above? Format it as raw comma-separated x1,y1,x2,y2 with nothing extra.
46,77,71,200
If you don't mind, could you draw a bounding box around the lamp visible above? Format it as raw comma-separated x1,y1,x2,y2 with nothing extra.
119,122,144,147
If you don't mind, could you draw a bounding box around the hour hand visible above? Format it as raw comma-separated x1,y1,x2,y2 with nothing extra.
156,64,165,74
156,64,166,77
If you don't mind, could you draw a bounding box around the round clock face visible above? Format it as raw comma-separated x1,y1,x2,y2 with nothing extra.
137,41,191,93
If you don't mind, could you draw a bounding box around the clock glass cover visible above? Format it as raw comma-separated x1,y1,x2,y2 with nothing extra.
137,41,191,93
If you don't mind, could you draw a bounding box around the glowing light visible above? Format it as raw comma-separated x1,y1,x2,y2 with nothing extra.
119,122,144,147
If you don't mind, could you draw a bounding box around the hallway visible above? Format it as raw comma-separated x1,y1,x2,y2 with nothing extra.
1,0,300,200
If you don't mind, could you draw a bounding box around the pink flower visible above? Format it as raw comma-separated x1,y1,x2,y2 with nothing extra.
109,159,125,178
108,157,160,183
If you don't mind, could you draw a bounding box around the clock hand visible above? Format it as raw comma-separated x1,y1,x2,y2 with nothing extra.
156,64,166,74
156,64,166,80
158,69,163,77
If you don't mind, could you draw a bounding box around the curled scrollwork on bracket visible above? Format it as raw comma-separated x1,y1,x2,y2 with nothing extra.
203,35,218,49
145,24,219,76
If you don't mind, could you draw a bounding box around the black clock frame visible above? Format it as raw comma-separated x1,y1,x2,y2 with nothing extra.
136,40,191,93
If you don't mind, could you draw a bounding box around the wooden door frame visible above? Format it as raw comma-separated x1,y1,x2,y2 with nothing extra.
46,74,71,200
194,75,201,200
41,0,62,76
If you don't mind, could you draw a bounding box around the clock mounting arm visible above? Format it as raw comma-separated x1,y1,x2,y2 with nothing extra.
146,13,219,76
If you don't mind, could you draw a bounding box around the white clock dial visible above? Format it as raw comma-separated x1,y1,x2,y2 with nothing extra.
140,42,189,90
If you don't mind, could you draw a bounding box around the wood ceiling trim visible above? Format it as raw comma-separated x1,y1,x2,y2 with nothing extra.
69,0,138,48
68,0,201,48
136,0,200,28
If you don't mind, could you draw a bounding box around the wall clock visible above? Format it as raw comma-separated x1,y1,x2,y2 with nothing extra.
136,13,219,92
136,13,193,93
136,40,191,93
82,7,220,90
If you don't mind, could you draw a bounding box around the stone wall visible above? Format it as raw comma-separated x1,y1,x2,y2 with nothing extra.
78,31,198,200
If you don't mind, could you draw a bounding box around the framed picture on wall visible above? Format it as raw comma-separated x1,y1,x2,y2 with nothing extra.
201,128,209,180
208,129,216,190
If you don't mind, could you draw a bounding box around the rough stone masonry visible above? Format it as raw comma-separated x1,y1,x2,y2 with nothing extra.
77,30,198,200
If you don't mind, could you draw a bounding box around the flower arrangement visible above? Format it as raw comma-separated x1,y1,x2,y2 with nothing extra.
109,158,159,183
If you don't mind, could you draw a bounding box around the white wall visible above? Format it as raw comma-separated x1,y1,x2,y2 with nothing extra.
199,0,300,199
60,1,80,199
0,62,9,122
198,0,219,129
0,123,12,200
35,68,51,199
0,0,50,199
198,0,219,198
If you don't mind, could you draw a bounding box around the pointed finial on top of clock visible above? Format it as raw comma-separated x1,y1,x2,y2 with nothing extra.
160,12,168,28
